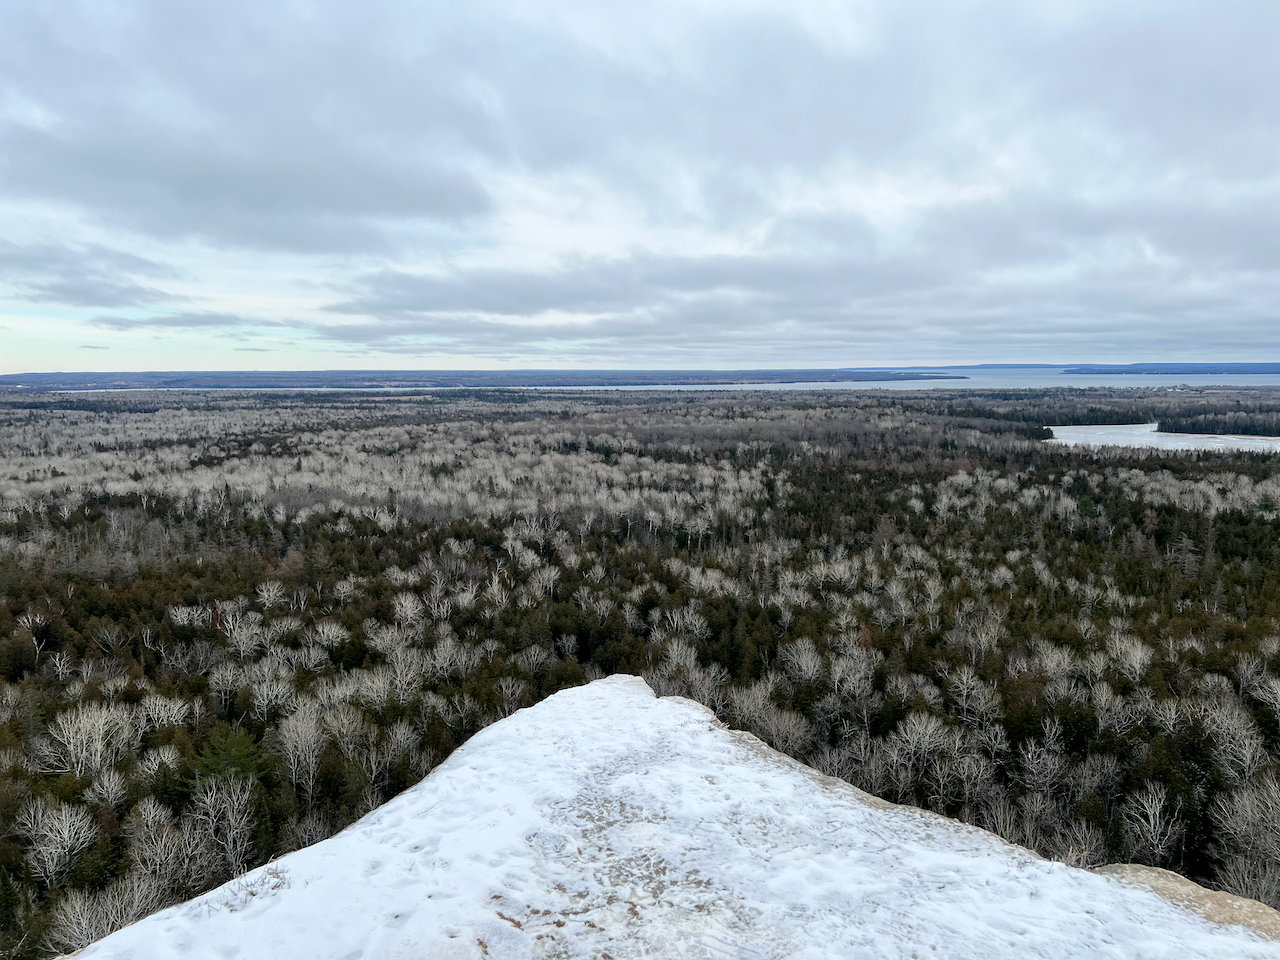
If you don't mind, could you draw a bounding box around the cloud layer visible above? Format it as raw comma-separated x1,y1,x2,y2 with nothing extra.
1,0,1277,370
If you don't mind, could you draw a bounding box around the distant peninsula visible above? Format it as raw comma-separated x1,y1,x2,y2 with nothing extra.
1062,363,1280,375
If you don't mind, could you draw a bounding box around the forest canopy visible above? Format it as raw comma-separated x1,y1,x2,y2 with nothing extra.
3,386,1280,956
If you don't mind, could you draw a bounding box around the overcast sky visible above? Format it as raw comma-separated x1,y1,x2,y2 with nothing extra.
1,0,1277,373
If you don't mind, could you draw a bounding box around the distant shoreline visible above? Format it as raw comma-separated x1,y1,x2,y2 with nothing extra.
0,370,966,392
7,364,1280,393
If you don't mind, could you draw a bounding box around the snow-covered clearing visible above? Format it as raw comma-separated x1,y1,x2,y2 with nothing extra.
77,676,1277,959
1049,423,1280,452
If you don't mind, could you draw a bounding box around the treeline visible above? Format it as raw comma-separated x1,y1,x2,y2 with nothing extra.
2,390,1280,955
933,389,1280,433
1160,409,1280,438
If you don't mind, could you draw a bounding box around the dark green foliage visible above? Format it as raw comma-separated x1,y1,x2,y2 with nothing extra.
188,727,271,785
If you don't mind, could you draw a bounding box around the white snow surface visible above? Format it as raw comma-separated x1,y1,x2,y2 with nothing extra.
80,676,1275,959
1049,423,1280,452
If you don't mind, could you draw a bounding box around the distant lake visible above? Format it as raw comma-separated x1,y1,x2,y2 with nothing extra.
1049,423,1280,452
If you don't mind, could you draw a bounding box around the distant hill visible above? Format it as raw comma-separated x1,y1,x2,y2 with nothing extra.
76,677,1279,959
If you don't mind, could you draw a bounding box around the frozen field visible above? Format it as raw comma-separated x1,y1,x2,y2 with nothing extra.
1050,423,1280,452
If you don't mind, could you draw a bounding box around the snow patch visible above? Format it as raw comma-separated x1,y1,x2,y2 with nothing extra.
78,676,1279,959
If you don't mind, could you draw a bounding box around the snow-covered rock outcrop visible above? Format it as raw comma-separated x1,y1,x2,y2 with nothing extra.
79,676,1278,959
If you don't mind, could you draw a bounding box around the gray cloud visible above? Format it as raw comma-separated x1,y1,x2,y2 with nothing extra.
1,3,495,253
0,241,180,308
90,312,266,331
1,0,1277,364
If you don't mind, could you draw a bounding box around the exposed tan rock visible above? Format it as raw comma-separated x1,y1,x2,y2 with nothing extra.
1094,863,1280,942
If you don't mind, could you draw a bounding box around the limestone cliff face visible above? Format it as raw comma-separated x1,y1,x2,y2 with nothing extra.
72,677,1279,959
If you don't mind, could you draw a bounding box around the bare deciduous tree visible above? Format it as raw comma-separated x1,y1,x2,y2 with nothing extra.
255,580,286,610
276,701,325,807
1123,782,1183,867
187,774,256,881
17,797,98,887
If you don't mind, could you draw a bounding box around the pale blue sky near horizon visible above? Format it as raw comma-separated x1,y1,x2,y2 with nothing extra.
1,0,1277,375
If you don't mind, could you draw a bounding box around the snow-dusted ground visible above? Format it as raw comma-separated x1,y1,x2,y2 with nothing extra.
79,677,1277,959
1049,422,1280,452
